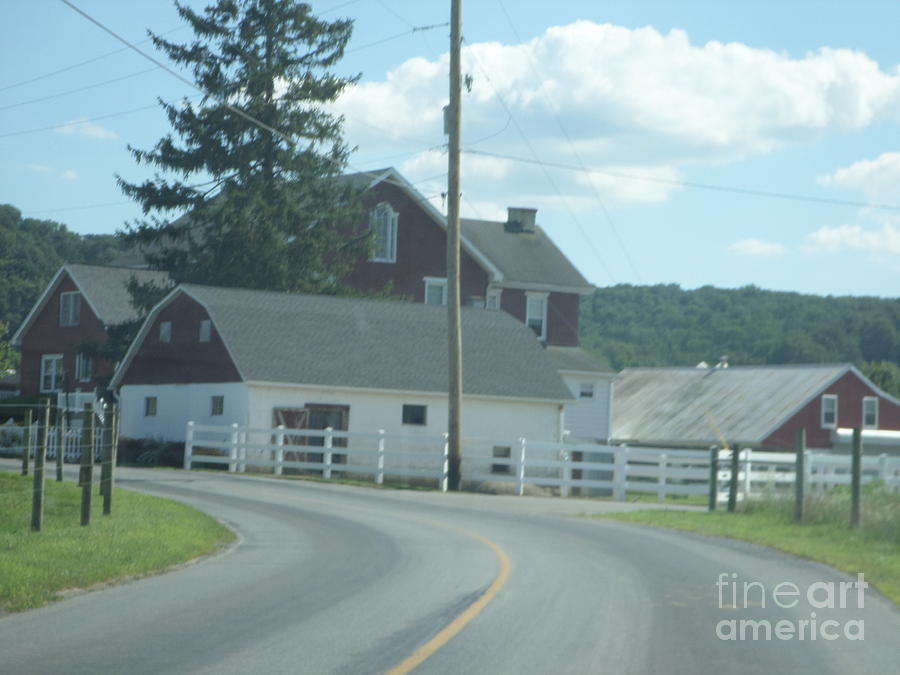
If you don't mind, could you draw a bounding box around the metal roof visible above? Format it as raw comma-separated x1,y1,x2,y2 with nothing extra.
612,364,852,447
115,284,574,402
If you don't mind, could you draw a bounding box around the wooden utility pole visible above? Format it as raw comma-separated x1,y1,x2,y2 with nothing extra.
446,0,463,491
31,400,50,532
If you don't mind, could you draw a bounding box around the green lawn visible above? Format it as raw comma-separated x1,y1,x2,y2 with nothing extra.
0,472,235,612
595,487,900,605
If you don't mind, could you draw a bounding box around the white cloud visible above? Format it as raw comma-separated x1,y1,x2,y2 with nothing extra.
54,118,118,140
819,152,900,206
61,170,78,181
729,238,788,256
25,163,51,173
335,20,900,210
803,223,900,255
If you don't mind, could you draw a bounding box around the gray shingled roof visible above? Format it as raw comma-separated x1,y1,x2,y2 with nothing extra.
67,265,171,325
460,218,591,290
178,285,573,401
612,364,852,447
545,346,613,374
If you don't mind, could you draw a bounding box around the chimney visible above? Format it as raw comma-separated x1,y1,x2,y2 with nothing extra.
505,207,536,233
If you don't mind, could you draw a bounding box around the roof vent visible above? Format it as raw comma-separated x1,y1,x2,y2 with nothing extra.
505,207,537,233
715,355,729,369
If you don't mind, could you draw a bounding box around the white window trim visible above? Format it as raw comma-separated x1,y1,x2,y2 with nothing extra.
59,291,81,327
525,291,549,341
579,381,595,399
424,277,448,306
211,395,224,416
159,321,172,343
199,319,211,343
75,353,92,383
144,396,157,417
486,288,502,311
863,396,879,429
370,202,398,263
40,354,63,393
821,394,838,429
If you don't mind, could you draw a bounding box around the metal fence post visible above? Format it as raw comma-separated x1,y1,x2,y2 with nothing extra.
794,428,806,523
31,401,50,532
275,424,285,476
56,406,64,481
708,446,718,511
101,405,115,515
851,427,862,529
727,445,740,513
376,429,385,485
323,427,333,480
80,405,94,527
22,408,32,476
658,453,668,503
516,437,527,497
440,433,449,492
229,423,238,472
184,421,195,470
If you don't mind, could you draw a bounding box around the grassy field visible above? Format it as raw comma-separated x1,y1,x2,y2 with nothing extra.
0,472,235,612
596,484,900,605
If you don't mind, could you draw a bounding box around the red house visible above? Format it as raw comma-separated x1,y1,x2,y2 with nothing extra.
343,168,595,347
11,264,170,398
612,363,900,451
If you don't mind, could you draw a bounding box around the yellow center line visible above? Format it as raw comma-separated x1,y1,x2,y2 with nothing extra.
386,529,511,675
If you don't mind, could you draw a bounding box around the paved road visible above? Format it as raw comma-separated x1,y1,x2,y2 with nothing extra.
2,467,899,674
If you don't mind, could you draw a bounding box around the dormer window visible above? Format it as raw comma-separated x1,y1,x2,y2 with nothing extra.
59,292,81,327
370,202,398,263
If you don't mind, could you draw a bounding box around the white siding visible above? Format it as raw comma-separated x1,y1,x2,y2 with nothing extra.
119,383,250,441
559,373,613,442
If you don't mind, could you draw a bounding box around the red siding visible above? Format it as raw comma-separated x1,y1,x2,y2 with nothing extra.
119,293,241,385
18,275,113,396
764,370,900,449
500,289,580,347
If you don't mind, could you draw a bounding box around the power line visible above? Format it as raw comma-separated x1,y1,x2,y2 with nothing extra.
497,0,642,284
0,102,166,140
0,67,159,112
462,38,616,284
462,149,900,212
344,22,449,55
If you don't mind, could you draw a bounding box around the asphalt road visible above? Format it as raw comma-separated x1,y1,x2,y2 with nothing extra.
2,467,899,674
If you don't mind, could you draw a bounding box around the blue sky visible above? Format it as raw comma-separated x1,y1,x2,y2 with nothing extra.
3,0,900,298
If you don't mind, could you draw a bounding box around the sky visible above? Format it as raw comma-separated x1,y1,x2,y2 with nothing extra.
3,0,900,298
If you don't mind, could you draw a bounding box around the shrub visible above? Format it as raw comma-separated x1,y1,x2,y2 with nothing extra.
117,437,184,467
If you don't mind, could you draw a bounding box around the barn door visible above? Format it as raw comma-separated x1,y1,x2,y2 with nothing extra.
306,404,349,465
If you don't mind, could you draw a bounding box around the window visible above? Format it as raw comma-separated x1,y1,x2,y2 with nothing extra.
492,446,511,474
863,397,878,429
144,397,157,417
579,382,595,399
199,319,211,342
526,291,548,340
466,296,485,309
159,321,171,343
486,288,502,311
59,292,81,327
402,404,427,425
40,354,63,393
424,278,447,306
211,395,224,416
75,353,92,383
370,202,398,263
821,394,837,429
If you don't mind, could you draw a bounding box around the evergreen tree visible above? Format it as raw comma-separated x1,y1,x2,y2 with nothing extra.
119,0,366,293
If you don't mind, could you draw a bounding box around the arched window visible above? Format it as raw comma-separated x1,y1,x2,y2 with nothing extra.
370,202,398,262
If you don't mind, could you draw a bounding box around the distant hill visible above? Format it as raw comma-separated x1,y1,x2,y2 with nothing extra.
580,283,900,380
0,204,126,336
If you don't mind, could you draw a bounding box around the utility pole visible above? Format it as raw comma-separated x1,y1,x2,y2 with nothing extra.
446,0,463,491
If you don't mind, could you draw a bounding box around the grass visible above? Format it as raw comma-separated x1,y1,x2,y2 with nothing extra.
0,472,235,612
595,483,900,605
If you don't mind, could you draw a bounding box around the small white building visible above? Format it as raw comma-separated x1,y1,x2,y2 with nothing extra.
110,285,576,468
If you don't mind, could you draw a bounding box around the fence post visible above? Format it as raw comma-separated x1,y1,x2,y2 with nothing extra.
877,453,888,484
80,405,94,527
440,432,449,492
657,453,668,503
229,423,239,472
184,421,195,470
727,445,740,512
708,446,718,511
515,437,527,496
275,424,285,476
559,448,570,498
31,401,50,532
238,429,247,473
323,427,333,480
22,408,32,476
376,429,385,485
851,427,862,529
56,406,64,482
794,428,806,523
613,446,627,501
102,405,114,515
742,448,752,499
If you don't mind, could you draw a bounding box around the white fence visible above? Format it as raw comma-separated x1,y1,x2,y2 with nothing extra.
184,421,900,500
1,422,106,462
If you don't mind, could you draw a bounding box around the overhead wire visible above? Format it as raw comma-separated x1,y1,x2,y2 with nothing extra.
0,67,160,112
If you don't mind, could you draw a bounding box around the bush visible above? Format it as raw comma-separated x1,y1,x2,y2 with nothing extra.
117,437,184,467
